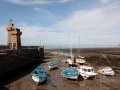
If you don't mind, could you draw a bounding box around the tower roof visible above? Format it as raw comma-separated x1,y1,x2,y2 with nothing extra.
6,20,22,35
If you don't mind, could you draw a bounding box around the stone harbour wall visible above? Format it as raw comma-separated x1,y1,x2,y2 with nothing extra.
6,49,38,59
0,54,35,77
0,46,44,77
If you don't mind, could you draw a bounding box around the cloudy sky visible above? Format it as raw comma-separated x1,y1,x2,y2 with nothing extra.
0,0,120,48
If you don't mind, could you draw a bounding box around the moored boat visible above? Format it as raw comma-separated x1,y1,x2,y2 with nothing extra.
77,66,97,79
75,35,86,64
31,66,47,85
61,67,79,80
46,61,59,70
75,55,86,64
98,67,114,76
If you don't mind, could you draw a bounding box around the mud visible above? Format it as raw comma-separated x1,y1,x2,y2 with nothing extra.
1,49,120,90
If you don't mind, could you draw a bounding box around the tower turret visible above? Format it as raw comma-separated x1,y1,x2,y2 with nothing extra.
6,20,22,49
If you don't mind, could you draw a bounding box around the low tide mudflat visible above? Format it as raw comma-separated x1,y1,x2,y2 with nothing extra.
1,48,120,90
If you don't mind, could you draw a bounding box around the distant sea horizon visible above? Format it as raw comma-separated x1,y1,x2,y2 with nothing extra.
44,45,120,49
0,44,120,49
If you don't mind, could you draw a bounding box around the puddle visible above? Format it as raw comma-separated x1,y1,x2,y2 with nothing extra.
46,74,63,85
50,74,64,86
45,74,64,90
46,84,56,90
52,51,75,57
46,76,52,84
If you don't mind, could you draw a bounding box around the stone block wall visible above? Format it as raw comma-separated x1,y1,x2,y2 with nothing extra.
38,46,44,59
6,49,38,59
0,54,35,77
0,46,44,77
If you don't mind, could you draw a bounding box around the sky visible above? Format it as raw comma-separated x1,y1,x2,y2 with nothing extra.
0,0,120,48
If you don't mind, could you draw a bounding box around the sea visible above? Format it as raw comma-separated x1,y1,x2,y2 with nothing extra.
0,44,119,49
44,45,120,49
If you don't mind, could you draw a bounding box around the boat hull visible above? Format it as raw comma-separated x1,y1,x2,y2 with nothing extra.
98,71,114,75
76,59,86,64
77,66,98,80
80,73,97,79
32,76,46,83
98,67,114,76
48,64,59,69
61,74,78,80
61,67,79,80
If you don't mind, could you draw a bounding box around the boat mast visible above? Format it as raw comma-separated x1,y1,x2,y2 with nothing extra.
69,33,72,59
78,34,80,55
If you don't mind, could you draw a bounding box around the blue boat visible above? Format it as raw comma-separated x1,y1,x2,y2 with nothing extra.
46,61,59,69
31,66,47,84
34,66,46,73
61,67,79,80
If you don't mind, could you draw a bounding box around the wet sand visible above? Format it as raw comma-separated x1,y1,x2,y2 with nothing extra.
2,52,120,90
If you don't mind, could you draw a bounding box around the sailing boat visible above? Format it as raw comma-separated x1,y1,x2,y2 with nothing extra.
66,33,74,64
75,35,86,64
61,33,79,80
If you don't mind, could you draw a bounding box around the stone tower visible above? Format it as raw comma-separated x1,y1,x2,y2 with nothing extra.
6,20,22,49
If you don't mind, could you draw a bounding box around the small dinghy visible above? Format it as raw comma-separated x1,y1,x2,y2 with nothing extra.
46,61,59,70
77,66,97,79
98,67,114,76
61,67,79,80
31,66,47,85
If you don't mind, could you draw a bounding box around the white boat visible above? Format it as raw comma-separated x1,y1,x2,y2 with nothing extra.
32,73,46,84
61,67,79,80
31,66,47,84
46,61,59,70
98,67,114,76
75,35,86,64
76,55,86,64
66,57,73,65
77,66,97,79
